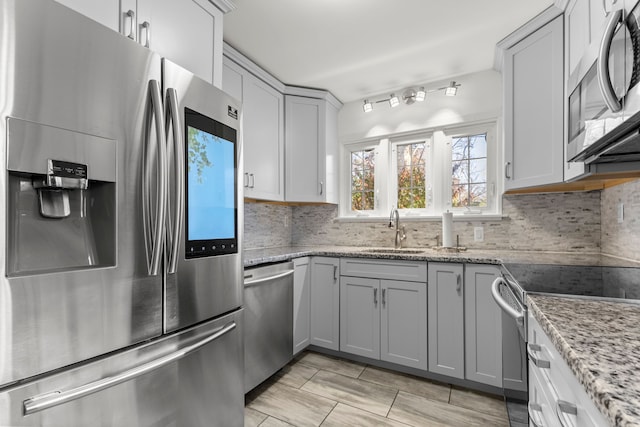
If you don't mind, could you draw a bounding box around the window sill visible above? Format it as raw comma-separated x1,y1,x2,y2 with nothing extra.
335,214,507,223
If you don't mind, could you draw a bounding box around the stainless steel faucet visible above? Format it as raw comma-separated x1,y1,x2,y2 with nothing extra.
388,207,406,249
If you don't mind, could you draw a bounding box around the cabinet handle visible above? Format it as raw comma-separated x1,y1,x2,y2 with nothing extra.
555,400,578,427
319,181,324,195
373,288,378,306
125,10,135,40
141,21,150,48
249,173,255,188
597,8,624,113
456,274,462,294
382,288,386,307
527,343,551,369
243,173,249,188
333,265,337,281
504,161,512,179
528,402,545,427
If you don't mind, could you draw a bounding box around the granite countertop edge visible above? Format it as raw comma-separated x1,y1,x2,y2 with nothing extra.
528,295,640,427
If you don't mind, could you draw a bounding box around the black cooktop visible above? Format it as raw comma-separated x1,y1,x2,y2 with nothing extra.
502,263,640,300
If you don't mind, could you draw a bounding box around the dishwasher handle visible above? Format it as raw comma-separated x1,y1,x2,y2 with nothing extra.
23,321,237,415
244,269,294,287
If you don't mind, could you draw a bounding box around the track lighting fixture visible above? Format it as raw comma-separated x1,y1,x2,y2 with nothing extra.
361,82,461,113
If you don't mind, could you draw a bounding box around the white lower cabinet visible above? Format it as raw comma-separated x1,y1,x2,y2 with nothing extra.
428,263,464,379
528,312,609,427
464,264,502,387
339,258,428,370
309,257,340,350
339,277,428,370
293,257,311,355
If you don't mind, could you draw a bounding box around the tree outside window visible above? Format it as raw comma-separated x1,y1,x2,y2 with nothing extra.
397,143,426,209
451,133,487,208
351,148,375,210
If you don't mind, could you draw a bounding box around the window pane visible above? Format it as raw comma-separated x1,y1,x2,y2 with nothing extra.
451,137,468,161
452,183,467,207
351,149,375,211
469,159,487,183
452,160,468,183
397,142,427,209
469,184,487,207
469,134,487,158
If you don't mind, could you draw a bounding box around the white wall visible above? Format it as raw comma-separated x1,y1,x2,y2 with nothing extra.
338,69,502,143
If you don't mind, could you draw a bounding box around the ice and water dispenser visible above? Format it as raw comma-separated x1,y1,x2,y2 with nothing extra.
6,118,116,276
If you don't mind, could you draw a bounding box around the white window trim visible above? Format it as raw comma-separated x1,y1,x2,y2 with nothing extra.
339,121,502,220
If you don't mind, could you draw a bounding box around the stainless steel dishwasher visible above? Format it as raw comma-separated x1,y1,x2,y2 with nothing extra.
243,261,294,393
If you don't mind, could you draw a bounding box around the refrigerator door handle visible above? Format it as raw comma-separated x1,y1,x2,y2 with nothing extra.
165,88,184,274
143,79,168,276
23,321,237,416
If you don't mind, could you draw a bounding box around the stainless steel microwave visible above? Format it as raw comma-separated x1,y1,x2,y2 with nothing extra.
568,0,640,164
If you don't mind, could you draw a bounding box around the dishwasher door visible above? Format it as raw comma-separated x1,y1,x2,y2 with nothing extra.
243,262,294,393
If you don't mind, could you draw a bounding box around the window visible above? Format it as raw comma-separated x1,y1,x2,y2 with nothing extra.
350,148,376,211
451,133,487,208
396,142,427,209
340,123,499,219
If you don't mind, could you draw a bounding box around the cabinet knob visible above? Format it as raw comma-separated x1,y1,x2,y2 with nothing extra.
382,288,386,307
456,274,462,294
333,265,337,281
319,181,324,195
373,288,378,306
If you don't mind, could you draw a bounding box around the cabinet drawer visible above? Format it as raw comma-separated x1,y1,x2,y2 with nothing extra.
340,258,427,282
529,362,561,427
528,312,609,427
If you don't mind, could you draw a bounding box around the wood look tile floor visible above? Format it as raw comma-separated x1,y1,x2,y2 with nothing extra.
245,351,511,427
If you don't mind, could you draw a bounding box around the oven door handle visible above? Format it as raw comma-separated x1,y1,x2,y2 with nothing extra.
491,277,525,324
597,8,624,113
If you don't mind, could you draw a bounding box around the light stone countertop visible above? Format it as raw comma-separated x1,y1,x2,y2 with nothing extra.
527,295,640,427
243,245,640,268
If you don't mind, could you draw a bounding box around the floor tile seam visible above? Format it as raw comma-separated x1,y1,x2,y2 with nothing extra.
257,380,340,410
328,401,415,427
317,400,340,427
295,360,363,379
446,398,510,420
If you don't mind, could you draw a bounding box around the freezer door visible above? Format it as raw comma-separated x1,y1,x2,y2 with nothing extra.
0,0,163,387
0,310,244,427
162,59,243,332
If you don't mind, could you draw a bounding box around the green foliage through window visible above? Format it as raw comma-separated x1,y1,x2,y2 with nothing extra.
351,149,375,210
397,143,426,209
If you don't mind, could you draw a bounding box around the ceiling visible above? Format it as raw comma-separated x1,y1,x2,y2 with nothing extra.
223,0,554,103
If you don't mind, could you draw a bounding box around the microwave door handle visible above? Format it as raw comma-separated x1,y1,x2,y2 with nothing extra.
165,88,183,275
143,80,168,276
598,8,624,113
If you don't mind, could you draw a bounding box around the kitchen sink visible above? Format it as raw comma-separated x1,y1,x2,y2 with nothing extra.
360,248,425,254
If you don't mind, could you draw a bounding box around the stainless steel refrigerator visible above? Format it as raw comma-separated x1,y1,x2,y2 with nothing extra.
0,0,244,425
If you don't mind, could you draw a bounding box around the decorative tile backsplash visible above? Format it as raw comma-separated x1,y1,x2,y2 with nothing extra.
245,180,639,263
291,191,601,252
601,179,640,262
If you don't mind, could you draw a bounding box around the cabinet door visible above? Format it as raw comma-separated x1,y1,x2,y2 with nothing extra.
504,16,564,190
309,257,339,350
54,0,119,31
285,96,323,202
464,265,502,387
380,280,427,370
137,0,222,86
221,57,244,102
293,257,311,355
428,263,464,379
340,276,380,359
243,74,285,201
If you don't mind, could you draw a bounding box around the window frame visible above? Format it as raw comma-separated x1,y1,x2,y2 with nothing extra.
339,121,501,220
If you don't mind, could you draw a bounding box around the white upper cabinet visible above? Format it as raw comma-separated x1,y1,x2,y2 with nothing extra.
121,0,225,87
222,56,285,201
54,0,227,87
53,0,119,31
503,15,564,190
285,93,341,203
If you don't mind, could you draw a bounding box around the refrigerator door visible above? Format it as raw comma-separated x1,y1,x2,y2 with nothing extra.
0,0,163,386
162,59,243,332
0,309,244,427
